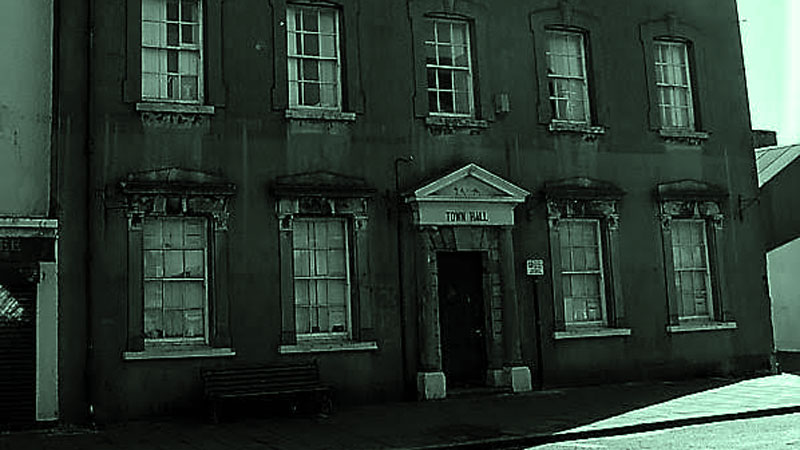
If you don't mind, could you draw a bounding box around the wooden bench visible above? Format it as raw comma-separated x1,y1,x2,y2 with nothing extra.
202,362,333,422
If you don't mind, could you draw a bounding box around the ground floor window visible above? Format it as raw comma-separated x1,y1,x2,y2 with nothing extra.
142,216,208,343
558,218,606,326
292,218,351,337
670,219,713,320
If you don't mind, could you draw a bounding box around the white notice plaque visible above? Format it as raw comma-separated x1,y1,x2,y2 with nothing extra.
526,259,544,276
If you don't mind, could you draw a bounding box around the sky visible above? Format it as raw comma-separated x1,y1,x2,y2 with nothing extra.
737,0,800,146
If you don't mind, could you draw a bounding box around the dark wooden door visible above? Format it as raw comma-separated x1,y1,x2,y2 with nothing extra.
437,252,486,387
0,263,37,427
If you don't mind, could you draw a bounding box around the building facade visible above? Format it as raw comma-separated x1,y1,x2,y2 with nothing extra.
69,0,773,422
0,0,60,427
757,142,800,355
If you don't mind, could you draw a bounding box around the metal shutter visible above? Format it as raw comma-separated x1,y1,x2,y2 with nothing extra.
0,264,37,427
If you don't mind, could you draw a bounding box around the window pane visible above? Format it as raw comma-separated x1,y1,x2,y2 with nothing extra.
295,306,310,333
144,251,164,277
142,52,164,82
181,0,197,22
327,249,346,276
163,219,183,249
164,250,185,277
320,60,336,84
330,307,346,332
184,219,205,248
425,43,436,65
428,90,439,112
302,59,319,80
436,21,451,43
303,34,319,56
144,282,163,308
144,309,163,338
184,250,204,277
438,69,453,90
319,10,335,33
455,92,470,114
163,310,183,337
184,309,203,337
181,75,198,100
164,283,184,309
142,0,165,20
167,0,178,20
168,50,179,73
182,24,198,45
320,84,336,108
438,45,452,66
294,250,311,277
327,221,345,248
320,35,336,58
453,45,468,67
327,280,346,307
314,250,328,276
427,68,437,88
295,280,311,305
183,282,204,308
302,9,318,32
439,91,454,113
142,22,165,47
452,23,467,46
167,23,179,46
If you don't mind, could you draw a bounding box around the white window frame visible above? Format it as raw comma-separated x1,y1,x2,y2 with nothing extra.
286,4,342,110
424,18,475,117
292,217,352,340
559,218,607,327
142,216,210,345
141,0,205,103
670,218,714,321
546,29,591,124
654,39,695,129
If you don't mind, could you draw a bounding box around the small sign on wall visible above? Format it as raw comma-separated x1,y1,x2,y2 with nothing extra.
526,259,544,276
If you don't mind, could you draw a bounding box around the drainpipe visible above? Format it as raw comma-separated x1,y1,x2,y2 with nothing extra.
394,156,414,398
84,0,97,425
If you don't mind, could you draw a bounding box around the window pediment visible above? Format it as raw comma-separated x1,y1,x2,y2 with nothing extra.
120,168,236,230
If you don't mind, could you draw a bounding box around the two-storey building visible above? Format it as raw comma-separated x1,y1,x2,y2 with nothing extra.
71,0,771,421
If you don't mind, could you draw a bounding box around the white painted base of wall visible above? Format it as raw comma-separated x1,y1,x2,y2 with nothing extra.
417,371,446,400
506,366,532,393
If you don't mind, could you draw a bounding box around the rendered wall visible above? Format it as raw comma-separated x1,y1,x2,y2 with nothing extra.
767,237,800,352
84,0,772,421
0,0,53,216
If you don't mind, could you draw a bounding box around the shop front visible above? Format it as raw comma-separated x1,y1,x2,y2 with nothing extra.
0,219,58,427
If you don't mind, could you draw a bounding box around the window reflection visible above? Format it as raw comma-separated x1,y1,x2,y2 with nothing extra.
0,285,24,322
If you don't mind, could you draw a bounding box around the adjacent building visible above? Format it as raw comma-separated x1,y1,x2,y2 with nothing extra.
757,142,800,358
0,0,60,426
7,0,772,425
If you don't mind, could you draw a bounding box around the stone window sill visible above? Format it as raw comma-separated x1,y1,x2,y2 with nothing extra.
285,108,356,122
136,102,216,115
658,128,710,145
123,346,236,361
667,322,737,334
555,328,632,340
279,340,378,354
548,121,606,140
425,115,488,134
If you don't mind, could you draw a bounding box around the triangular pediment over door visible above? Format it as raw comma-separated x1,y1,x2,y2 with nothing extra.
406,163,529,226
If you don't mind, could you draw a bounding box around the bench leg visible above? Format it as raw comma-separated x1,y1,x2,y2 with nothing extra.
319,391,333,415
207,400,220,424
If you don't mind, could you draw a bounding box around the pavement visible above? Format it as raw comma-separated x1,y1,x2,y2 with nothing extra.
2,372,800,450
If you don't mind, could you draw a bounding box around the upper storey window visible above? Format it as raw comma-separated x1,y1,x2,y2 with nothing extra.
546,29,590,124
654,39,694,129
141,0,203,102
424,18,474,116
287,5,341,110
